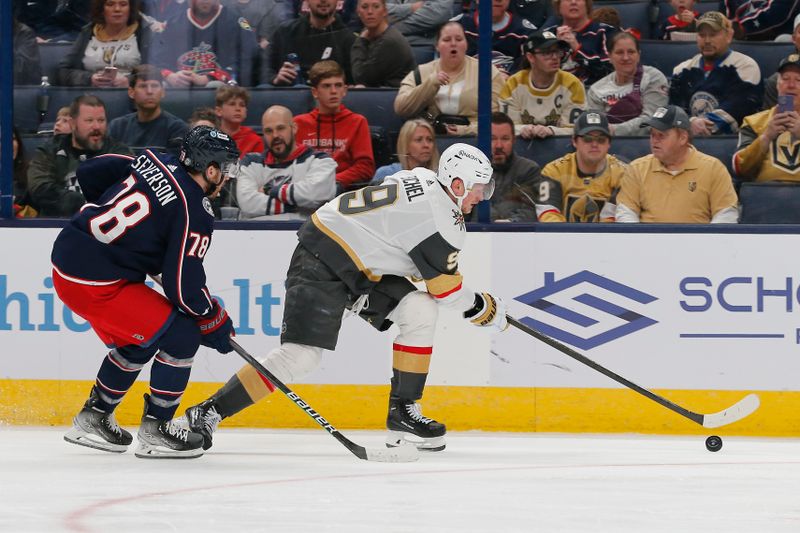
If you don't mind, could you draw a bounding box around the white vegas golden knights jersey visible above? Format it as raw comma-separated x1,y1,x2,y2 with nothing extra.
297,168,476,312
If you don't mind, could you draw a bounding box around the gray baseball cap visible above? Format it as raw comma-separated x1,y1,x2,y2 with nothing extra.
641,105,690,131
574,111,611,136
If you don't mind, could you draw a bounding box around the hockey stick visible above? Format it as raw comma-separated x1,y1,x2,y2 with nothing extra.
148,275,418,462
507,316,760,428
227,338,419,463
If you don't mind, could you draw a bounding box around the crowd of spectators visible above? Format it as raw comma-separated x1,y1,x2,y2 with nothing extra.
7,0,800,223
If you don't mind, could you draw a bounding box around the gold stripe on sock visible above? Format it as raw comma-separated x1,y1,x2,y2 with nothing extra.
236,364,274,403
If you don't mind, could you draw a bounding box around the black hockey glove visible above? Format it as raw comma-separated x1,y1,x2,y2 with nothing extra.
196,299,235,354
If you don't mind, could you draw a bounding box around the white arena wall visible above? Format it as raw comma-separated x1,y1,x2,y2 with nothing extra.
1,224,799,436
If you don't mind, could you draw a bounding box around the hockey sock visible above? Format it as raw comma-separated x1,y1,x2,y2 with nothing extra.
390,343,431,401
148,349,194,420
211,365,275,419
94,347,150,412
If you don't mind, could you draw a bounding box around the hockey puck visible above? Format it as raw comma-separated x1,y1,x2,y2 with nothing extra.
705,435,723,452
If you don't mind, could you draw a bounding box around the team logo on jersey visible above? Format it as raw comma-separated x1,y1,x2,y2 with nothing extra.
167,164,178,172
177,43,222,76
687,181,697,192
689,91,719,118
771,133,800,173
452,209,465,230
238,17,252,31
566,194,602,223
514,271,658,350
202,197,214,216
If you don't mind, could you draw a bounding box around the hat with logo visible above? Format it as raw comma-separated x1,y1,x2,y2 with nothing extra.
523,30,570,54
696,11,733,32
641,105,691,131
574,111,611,136
778,53,800,73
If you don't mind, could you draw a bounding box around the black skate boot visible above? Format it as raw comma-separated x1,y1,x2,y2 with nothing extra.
184,399,222,451
64,386,133,453
135,394,204,459
386,398,446,452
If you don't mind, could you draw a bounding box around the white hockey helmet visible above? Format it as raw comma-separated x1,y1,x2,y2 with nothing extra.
437,143,494,209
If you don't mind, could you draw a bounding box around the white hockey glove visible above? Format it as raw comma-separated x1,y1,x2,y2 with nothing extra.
464,292,509,332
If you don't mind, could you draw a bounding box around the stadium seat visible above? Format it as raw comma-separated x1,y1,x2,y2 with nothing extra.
600,0,652,39
38,42,73,82
162,87,315,122
739,182,800,223
731,41,796,80
410,45,435,66
20,133,53,156
346,88,405,140
13,86,133,134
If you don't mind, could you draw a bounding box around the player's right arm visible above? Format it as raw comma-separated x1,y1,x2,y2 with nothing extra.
77,154,136,204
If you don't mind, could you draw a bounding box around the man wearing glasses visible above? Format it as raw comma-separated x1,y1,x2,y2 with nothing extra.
499,30,586,139
536,111,628,222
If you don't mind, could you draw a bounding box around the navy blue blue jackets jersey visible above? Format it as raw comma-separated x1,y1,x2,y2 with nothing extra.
51,151,216,318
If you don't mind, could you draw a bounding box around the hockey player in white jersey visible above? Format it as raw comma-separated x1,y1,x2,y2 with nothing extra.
183,143,509,452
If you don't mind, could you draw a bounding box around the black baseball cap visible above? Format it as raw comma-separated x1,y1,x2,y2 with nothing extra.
523,30,570,54
778,53,800,73
641,105,690,131
574,111,611,136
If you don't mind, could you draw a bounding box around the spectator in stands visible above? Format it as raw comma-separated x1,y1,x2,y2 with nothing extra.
395,21,504,135
294,61,376,190
214,85,265,156
57,0,152,87
108,65,189,149
542,0,617,86
223,0,295,49
480,111,541,222
724,0,800,41
616,105,738,223
13,18,42,85
587,32,669,136
266,0,356,86
237,105,337,219
386,0,453,47
371,118,439,184
12,126,38,218
139,0,185,29
657,0,699,40
499,30,585,138
17,0,91,42
151,0,259,87
54,107,74,135
351,0,416,87
293,0,357,26
27,95,132,217
457,0,530,76
669,11,762,136
764,15,800,109
536,111,626,222
734,54,800,183
508,0,552,30
188,106,221,128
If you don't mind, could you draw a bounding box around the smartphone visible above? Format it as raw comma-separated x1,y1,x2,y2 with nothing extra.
778,94,794,114
102,66,118,79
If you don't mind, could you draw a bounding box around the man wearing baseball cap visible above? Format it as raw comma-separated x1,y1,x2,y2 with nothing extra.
536,110,629,222
669,11,762,137
616,105,738,223
499,30,586,139
734,54,800,183
764,15,800,109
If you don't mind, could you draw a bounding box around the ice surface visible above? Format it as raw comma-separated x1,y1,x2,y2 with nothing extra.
1,428,798,532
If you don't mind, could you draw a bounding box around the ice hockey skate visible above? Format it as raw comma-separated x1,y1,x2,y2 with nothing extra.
183,398,222,451
135,394,204,459
64,386,133,453
386,398,446,452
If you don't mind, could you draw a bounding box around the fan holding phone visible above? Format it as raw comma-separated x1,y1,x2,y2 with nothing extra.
732,54,800,183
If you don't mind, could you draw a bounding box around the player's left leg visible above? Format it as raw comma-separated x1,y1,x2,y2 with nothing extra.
359,277,445,451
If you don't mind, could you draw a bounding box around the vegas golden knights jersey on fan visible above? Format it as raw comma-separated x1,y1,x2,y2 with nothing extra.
734,108,800,182
537,153,628,222
297,168,476,312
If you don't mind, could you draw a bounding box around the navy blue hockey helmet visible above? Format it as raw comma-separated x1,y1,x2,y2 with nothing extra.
179,126,241,177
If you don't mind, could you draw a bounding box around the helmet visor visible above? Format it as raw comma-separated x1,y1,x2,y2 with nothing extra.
471,179,495,201
220,159,241,179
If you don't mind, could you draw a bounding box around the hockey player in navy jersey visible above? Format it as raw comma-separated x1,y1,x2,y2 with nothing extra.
183,143,509,453
51,126,240,458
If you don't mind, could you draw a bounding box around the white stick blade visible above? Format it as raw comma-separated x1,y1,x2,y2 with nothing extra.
702,393,761,429
365,444,420,463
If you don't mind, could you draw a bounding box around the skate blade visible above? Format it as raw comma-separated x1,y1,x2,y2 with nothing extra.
134,442,204,459
385,430,446,452
64,428,128,453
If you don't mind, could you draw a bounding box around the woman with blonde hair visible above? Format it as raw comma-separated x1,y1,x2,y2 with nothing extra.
371,119,440,184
